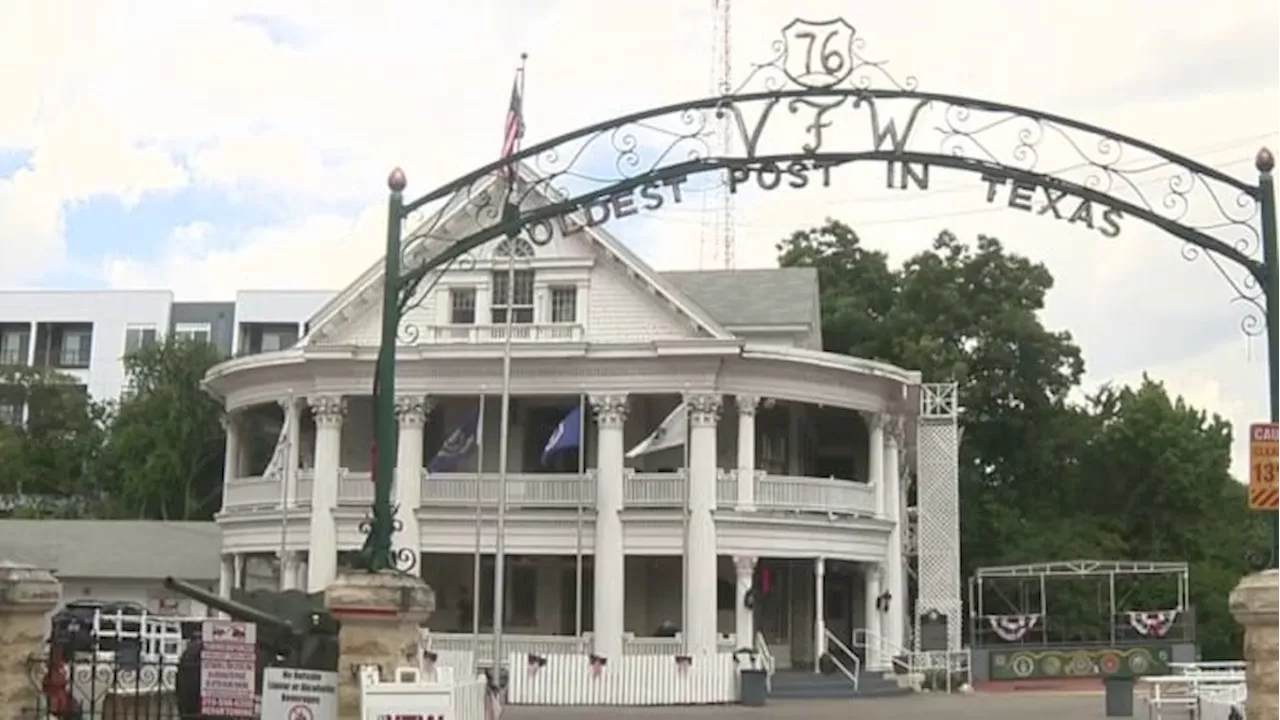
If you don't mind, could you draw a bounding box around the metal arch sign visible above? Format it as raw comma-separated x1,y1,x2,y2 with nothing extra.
1249,422,1278,510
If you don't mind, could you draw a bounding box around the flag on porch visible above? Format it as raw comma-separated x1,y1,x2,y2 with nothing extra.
541,406,583,466
625,403,687,459
500,71,525,182
427,411,480,473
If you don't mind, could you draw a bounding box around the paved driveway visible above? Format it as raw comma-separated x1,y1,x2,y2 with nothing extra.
505,692,1110,720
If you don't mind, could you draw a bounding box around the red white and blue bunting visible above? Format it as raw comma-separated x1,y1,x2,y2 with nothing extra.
1126,610,1178,638
987,613,1040,642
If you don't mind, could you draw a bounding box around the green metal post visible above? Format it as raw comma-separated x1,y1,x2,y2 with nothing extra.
1257,148,1279,568
363,167,407,571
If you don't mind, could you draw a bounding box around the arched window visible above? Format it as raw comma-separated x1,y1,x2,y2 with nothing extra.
493,236,535,259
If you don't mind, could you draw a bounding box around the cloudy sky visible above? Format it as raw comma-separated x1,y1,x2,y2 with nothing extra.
1,0,1276,477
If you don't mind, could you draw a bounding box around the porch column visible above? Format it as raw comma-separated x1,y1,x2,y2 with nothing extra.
733,556,757,649
884,418,905,653
734,395,759,511
863,563,885,670
395,395,431,572
814,557,827,670
307,395,346,592
232,553,245,590
218,555,233,597
279,552,303,591
221,411,241,486
865,412,885,514
281,397,301,507
685,393,722,658
590,393,628,660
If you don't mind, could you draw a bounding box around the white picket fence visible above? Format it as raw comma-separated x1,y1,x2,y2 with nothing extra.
361,666,501,720
504,652,738,706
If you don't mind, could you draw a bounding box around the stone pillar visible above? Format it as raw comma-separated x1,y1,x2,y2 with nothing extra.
221,410,241,485
307,395,346,592
685,393,722,658
733,556,757,649
814,557,827,667
864,412,885,514
326,571,435,718
863,563,884,670
589,393,628,660
1230,570,1278,720
884,418,905,653
0,561,61,713
735,395,759,511
395,395,430,572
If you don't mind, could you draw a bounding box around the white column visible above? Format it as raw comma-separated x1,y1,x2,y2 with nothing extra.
307,395,346,591
589,393,628,660
279,552,302,591
814,556,827,670
282,397,301,508
863,563,884,670
221,411,241,486
685,393,722,658
884,418,905,653
735,395,759,511
232,553,245,590
733,556,757,649
865,412,885,514
218,555,233,597
395,395,430,572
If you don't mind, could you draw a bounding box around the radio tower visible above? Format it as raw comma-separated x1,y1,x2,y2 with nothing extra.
698,0,736,269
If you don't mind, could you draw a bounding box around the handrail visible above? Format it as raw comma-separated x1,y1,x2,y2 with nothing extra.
823,629,861,693
753,631,775,693
852,628,912,674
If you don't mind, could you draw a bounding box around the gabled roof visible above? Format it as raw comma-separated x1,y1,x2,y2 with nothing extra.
303,163,731,345
662,267,819,328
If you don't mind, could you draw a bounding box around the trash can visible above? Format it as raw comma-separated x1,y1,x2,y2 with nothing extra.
1103,673,1135,717
740,668,769,707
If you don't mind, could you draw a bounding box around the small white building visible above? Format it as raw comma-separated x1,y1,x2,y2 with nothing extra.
0,520,223,616
204,166,961,679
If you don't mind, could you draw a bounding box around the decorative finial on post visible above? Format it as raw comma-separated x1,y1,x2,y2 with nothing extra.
1256,147,1274,174
388,167,407,193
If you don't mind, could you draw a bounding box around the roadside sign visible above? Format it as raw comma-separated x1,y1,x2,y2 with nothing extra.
200,619,258,718
262,667,339,720
1249,422,1279,510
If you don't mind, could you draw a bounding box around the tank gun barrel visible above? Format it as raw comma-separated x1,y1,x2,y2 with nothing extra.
163,577,298,636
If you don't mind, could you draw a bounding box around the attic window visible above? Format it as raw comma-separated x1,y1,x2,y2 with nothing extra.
494,237,535,259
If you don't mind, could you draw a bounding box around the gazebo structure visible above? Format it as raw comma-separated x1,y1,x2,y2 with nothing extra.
967,560,1195,683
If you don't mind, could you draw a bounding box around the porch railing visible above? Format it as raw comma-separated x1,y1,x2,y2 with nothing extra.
421,631,736,665
223,468,877,517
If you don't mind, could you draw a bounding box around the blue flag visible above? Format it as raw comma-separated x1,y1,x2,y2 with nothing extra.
427,411,479,473
541,406,583,466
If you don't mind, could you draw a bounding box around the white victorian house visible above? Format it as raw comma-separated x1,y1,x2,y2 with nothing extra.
204,166,961,679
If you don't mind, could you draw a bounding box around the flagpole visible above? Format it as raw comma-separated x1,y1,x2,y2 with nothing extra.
493,52,528,684
472,389,487,663
680,387,691,653
574,390,586,639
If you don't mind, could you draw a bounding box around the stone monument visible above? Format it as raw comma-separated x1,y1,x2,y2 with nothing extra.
1229,569,1278,720
325,570,435,718
0,560,61,714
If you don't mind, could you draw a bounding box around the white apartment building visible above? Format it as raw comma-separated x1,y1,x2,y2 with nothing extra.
204,165,963,684
0,289,334,420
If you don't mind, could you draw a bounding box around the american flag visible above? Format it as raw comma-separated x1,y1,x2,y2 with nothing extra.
500,76,524,181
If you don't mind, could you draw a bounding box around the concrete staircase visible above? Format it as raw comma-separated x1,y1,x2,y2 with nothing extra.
768,669,914,700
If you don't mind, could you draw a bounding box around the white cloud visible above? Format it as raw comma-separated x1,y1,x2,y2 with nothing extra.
1,0,1276,478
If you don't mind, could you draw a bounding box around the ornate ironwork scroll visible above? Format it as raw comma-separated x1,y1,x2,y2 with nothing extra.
391,18,1268,351
356,503,418,574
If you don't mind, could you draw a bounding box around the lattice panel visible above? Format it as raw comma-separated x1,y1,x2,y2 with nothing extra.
915,383,962,652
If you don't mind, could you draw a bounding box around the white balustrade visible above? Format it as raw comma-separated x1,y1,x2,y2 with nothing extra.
715,469,736,508
755,474,877,515
421,473,594,507
623,470,686,507
221,476,281,510
419,324,585,344
337,469,374,504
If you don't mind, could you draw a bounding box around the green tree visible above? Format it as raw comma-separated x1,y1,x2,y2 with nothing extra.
0,365,113,516
104,336,226,520
778,220,1262,659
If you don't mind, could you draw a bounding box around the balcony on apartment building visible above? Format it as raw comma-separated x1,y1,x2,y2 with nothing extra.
237,322,301,357
32,323,94,369
0,323,31,366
